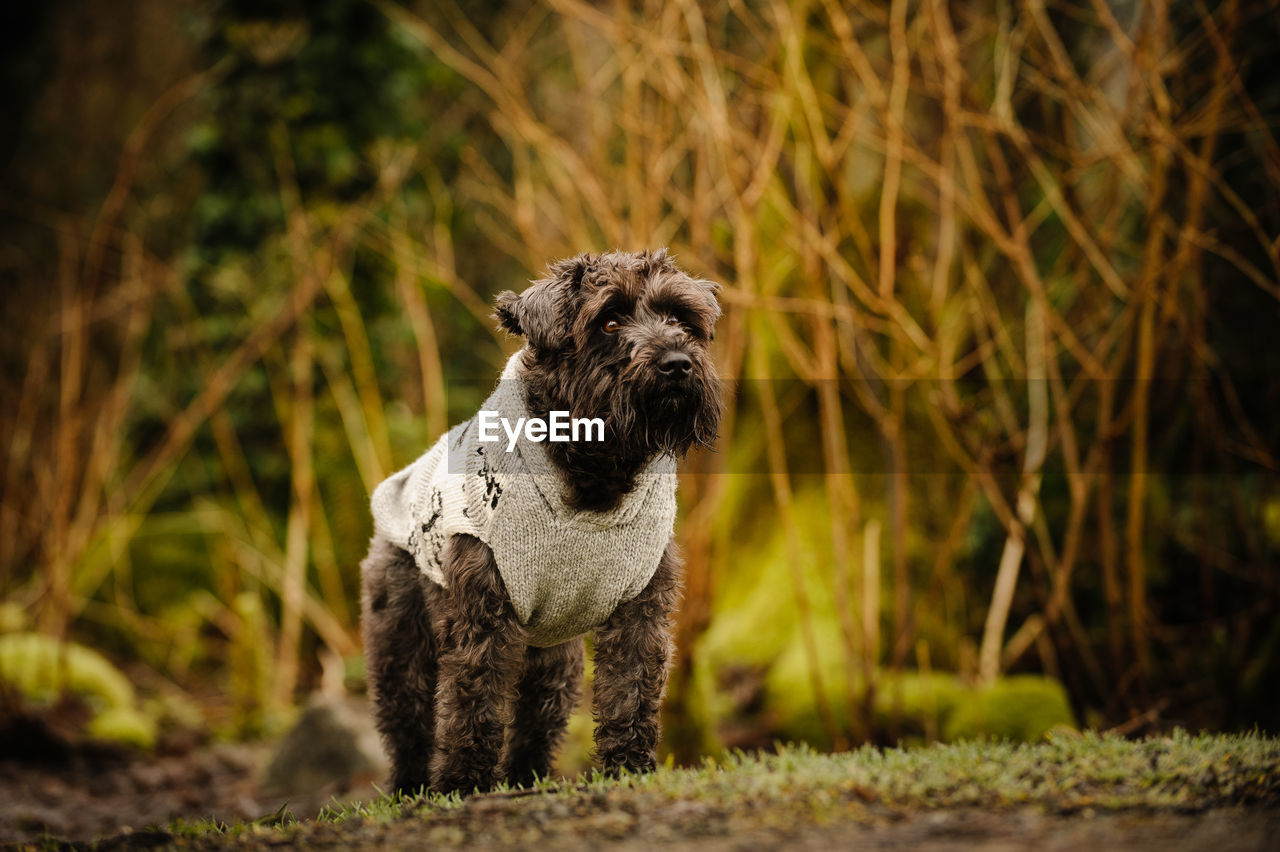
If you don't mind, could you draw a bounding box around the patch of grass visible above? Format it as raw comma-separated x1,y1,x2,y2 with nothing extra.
576,729,1279,812
140,731,1278,850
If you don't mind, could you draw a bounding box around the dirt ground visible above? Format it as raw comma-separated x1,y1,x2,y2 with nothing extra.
1,725,1276,851
196,806,1279,852
4,752,1276,852
0,733,379,847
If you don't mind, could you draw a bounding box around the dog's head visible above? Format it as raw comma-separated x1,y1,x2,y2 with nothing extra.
494,248,723,458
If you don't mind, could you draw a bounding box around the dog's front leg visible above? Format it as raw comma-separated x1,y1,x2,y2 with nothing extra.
430,534,527,795
505,638,584,788
592,540,683,776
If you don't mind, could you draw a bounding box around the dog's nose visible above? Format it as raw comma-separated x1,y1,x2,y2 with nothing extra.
658,351,693,379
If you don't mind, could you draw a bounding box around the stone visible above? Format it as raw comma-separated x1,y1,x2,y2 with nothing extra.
261,696,387,796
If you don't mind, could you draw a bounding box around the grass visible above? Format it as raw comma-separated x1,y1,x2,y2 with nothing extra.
62,730,1277,850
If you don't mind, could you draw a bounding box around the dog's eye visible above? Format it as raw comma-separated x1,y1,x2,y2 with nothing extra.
664,315,681,326
602,318,620,334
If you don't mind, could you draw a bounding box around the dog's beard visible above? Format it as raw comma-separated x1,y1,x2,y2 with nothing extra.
536,348,723,463
608,366,722,458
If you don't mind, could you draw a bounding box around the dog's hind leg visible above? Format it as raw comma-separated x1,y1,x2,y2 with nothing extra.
429,534,527,795
360,536,439,796
592,540,683,776
504,638,585,787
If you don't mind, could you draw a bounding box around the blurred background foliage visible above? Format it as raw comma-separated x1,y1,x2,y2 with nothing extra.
1,0,1278,766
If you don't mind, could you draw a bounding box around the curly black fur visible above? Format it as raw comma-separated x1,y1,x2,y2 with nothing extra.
361,536,439,795
361,249,721,795
504,637,584,787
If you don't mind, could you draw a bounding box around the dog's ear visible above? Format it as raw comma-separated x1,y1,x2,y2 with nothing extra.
493,255,591,350
494,290,524,336
696,277,723,340
547,254,591,287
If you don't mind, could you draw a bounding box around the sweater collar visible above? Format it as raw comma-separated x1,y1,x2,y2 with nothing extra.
488,348,676,527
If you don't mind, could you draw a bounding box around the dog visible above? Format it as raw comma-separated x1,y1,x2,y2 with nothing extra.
360,249,722,795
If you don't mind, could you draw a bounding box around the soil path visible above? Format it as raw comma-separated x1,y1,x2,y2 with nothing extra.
3,732,1277,850
225,806,1279,851
0,740,378,846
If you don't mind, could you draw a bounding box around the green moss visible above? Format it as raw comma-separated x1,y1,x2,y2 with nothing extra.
85,706,157,749
703,597,1073,747
694,485,1075,748
0,632,135,709
0,632,156,748
943,675,1076,742
162,731,1280,847
871,672,969,739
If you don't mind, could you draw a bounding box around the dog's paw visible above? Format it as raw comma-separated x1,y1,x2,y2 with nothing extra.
599,752,657,780
430,765,501,797
430,780,488,798
390,772,432,800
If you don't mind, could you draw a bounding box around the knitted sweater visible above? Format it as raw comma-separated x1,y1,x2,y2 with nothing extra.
370,350,678,647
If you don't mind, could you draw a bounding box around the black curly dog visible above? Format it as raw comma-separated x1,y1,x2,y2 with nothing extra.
360,249,722,795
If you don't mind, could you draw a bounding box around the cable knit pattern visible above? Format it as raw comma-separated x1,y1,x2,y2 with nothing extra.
370,349,678,647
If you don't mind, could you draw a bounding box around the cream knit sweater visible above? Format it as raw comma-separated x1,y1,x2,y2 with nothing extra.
370,350,678,647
